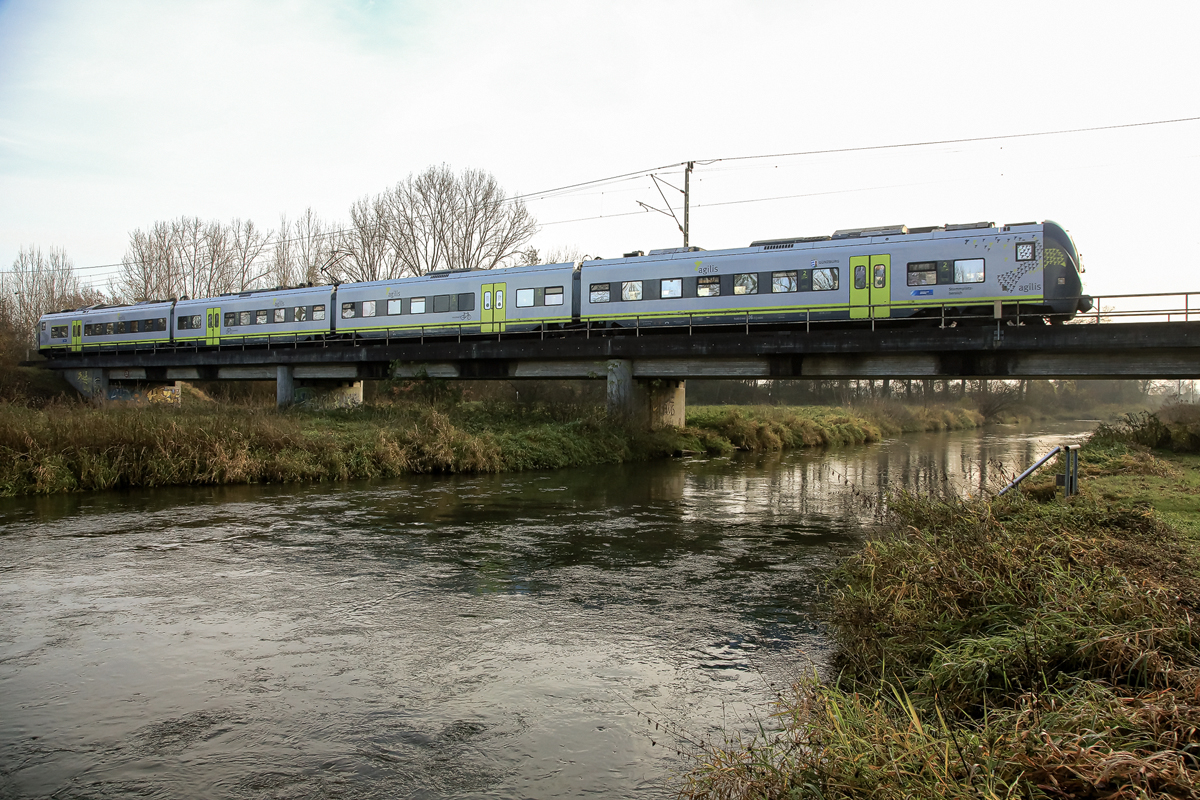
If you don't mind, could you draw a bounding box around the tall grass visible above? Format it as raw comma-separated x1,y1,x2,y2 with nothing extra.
0,400,930,496
683,483,1200,799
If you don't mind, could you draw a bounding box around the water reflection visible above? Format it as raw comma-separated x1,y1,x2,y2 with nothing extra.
0,421,1093,799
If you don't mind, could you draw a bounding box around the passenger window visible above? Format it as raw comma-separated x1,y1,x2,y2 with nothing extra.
130,321,140,333
116,321,126,333
191,315,202,328
106,322,115,334
874,265,886,289
772,271,798,293
954,259,985,283
312,305,325,321
812,268,839,291
238,311,251,326
411,297,427,314
433,295,450,313
341,302,356,319
621,281,643,301
697,276,720,297
907,262,937,286
224,312,236,326
734,274,757,295
515,288,535,307
362,300,376,317
660,278,682,299
458,293,475,311
854,264,866,290
544,287,563,306
295,306,308,322
387,298,403,315
590,283,610,303
274,308,286,323
256,310,268,324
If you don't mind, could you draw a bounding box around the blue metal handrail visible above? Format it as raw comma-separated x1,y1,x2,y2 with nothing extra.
998,443,1081,497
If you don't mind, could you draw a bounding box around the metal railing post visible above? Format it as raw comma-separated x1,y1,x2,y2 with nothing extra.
1064,444,1081,497
998,446,1063,496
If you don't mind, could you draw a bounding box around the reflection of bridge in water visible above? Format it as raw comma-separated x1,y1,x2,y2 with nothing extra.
41,291,1200,425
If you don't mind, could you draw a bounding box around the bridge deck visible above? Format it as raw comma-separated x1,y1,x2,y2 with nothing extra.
38,321,1200,380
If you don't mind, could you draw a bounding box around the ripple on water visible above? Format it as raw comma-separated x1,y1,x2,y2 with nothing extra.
0,423,1095,798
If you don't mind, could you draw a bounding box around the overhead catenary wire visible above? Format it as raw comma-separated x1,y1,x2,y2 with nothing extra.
4,114,1198,279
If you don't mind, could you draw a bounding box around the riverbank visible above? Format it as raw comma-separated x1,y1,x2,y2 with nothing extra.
0,399,981,496
684,410,1200,799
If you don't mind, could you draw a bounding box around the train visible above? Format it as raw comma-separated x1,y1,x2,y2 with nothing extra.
38,219,1090,355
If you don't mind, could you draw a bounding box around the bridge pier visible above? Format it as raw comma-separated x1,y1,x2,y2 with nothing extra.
606,359,686,428
277,365,294,408
275,365,362,408
63,367,108,403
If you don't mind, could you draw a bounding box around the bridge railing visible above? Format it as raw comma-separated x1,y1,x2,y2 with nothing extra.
56,291,1198,356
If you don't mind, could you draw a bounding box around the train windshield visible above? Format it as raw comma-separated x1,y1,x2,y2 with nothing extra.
1043,221,1080,273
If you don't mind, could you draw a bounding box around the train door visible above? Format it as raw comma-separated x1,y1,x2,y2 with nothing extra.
70,320,82,352
849,256,870,319
870,255,891,319
481,283,507,333
206,307,221,345
849,255,891,319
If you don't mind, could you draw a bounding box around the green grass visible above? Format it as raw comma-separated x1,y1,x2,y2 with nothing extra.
683,414,1200,800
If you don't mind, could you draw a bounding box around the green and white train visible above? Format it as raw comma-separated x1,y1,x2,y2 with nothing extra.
39,220,1090,354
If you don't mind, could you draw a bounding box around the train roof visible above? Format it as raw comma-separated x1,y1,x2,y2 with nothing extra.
39,299,175,320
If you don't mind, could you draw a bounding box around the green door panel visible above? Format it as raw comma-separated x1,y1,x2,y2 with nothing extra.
849,256,869,319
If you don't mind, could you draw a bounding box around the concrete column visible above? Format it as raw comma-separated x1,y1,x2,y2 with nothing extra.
606,359,644,423
277,365,295,408
647,380,686,428
63,367,108,404
294,380,364,408
606,360,685,428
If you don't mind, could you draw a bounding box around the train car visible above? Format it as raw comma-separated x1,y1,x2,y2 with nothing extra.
334,261,578,339
38,300,174,355
174,285,335,346
579,220,1088,329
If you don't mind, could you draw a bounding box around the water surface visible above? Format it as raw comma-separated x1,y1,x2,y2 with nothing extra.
0,421,1092,798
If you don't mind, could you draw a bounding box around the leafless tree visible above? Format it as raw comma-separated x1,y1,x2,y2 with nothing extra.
2,245,101,346
382,165,538,276
518,245,584,266
229,218,271,290
338,195,403,283
292,208,335,286
114,216,276,301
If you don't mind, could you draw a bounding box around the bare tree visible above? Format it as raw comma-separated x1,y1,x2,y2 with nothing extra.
338,195,403,282
2,246,101,346
271,214,296,288
292,208,335,285
382,165,538,276
114,216,276,301
518,245,584,266
229,218,271,290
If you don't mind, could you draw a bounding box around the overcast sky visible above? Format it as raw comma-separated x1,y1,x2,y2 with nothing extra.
1,0,1197,299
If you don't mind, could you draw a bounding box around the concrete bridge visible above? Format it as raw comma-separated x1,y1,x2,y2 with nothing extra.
41,313,1200,427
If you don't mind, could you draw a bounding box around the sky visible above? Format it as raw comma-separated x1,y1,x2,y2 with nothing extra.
1,0,1198,301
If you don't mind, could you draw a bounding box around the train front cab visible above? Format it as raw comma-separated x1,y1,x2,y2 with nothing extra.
1041,221,1090,317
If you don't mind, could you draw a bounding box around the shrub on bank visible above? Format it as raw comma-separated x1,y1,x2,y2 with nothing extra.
0,399,984,496
684,441,1200,799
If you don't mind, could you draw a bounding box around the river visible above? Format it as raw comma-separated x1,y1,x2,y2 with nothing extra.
0,421,1093,799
